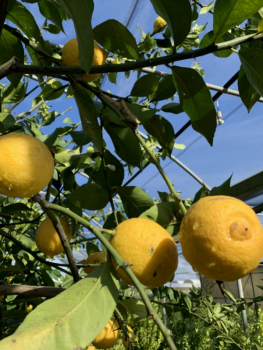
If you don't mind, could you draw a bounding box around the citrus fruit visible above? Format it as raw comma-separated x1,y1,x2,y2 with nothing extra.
110,218,178,288
93,318,120,349
26,305,33,313
83,251,106,274
0,133,54,198
153,16,167,33
179,195,263,281
122,326,135,349
35,217,71,258
62,38,108,82
87,347,95,350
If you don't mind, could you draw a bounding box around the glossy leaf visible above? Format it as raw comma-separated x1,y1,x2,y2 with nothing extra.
125,103,157,123
161,102,183,114
119,299,148,324
67,183,109,210
0,113,16,133
38,0,64,33
103,211,127,230
71,82,103,153
130,74,160,97
3,83,26,104
150,75,177,102
213,0,263,40
70,130,91,146
210,175,232,196
0,263,119,350
104,123,142,168
116,186,154,218
200,1,214,14
150,0,192,47
93,19,139,60
238,65,261,113
200,30,232,58
59,0,94,73
172,65,216,146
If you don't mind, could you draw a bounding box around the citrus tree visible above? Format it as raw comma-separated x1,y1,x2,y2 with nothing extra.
1,0,263,349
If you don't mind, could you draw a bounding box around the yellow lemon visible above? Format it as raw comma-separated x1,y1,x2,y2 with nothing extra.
83,251,106,274
87,347,95,350
0,133,54,198
62,38,108,82
122,326,136,348
26,305,33,312
35,217,71,257
179,195,263,281
93,318,120,349
110,218,178,288
153,16,167,33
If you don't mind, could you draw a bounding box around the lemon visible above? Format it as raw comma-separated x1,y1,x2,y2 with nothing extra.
87,347,95,350
0,133,54,198
26,305,33,313
62,38,108,82
179,195,263,281
35,217,71,258
83,251,106,274
110,218,178,288
122,326,135,348
93,318,120,349
153,16,167,33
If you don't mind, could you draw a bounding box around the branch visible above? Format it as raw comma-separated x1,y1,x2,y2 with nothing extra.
33,195,80,283
0,33,262,80
0,0,9,38
0,285,64,298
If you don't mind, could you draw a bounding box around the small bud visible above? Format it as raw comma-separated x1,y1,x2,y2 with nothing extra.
106,164,116,171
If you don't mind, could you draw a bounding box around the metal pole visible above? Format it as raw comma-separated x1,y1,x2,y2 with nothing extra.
237,279,249,333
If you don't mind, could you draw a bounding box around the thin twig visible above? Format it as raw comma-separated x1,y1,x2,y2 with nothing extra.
0,285,64,298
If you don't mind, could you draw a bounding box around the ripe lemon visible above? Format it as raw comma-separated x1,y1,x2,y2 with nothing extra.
93,318,120,349
83,251,106,274
153,16,167,33
87,347,95,350
179,195,263,281
0,133,54,198
26,305,33,313
35,217,71,258
122,326,135,348
110,218,178,288
62,38,108,82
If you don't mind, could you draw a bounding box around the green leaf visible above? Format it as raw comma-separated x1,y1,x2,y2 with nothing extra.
172,65,217,146
0,29,24,86
70,130,91,146
125,103,157,124
67,183,109,210
71,82,103,153
200,1,214,14
150,75,177,102
93,19,139,60
104,123,142,168
210,175,232,196
213,0,263,40
119,299,148,324
150,0,192,47
182,294,192,311
161,102,183,114
0,113,16,133
193,184,210,204
59,0,94,73
238,65,261,113
200,30,232,58
143,115,175,156
239,47,263,96
1,203,32,214
0,263,119,350
130,74,160,97
103,211,127,230
3,82,26,104
38,0,65,33
116,186,154,219
223,289,236,302
86,242,100,256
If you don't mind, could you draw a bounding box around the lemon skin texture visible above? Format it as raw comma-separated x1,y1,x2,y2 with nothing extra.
83,251,106,274
62,38,108,82
110,218,178,288
122,326,135,349
179,195,263,281
0,133,54,198
87,347,95,350
35,217,71,258
93,318,120,349
153,16,167,33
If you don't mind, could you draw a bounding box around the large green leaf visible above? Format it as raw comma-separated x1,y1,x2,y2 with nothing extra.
161,102,183,114
93,19,139,60
59,0,94,73
116,186,154,218
238,65,261,113
119,299,148,324
104,123,142,168
130,74,160,97
67,183,109,210
0,263,119,350
239,48,263,96
0,29,24,86
199,30,232,58
172,66,216,146
150,75,177,102
210,175,232,196
71,82,103,153
0,113,16,133
150,0,191,46
38,0,65,33
3,82,26,104
213,0,263,40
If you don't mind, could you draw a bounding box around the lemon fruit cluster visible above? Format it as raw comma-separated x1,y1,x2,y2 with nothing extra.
153,16,167,33
83,251,106,274
122,326,135,348
93,318,120,349
62,39,108,82
179,195,263,281
0,133,54,198
35,217,71,258
110,218,178,288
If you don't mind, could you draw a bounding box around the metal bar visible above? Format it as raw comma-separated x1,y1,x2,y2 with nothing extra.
237,279,249,333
